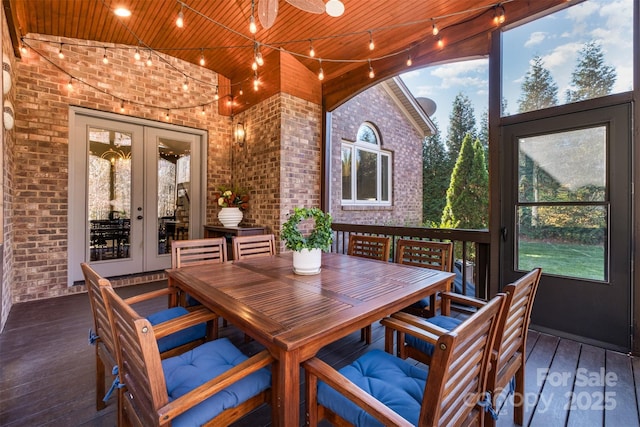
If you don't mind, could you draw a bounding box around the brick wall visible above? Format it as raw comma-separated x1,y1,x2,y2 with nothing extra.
12,34,233,302
329,84,423,225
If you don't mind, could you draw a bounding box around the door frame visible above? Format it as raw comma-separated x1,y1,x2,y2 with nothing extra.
500,102,632,352
67,106,208,286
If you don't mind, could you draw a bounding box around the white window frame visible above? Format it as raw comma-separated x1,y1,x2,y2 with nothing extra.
341,123,392,206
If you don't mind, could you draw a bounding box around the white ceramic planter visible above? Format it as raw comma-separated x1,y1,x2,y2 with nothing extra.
292,248,322,275
218,207,243,227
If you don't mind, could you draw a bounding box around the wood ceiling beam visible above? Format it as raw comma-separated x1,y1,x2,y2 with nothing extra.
3,0,23,57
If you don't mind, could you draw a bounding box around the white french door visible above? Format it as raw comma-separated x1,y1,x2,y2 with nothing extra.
68,109,206,285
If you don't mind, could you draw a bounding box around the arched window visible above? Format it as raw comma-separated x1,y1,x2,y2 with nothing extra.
341,123,391,205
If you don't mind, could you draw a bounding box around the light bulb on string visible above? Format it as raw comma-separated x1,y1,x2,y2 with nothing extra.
437,36,444,49
165,110,170,120
368,32,375,51
102,48,108,64
309,40,315,58
256,51,264,66
493,5,505,25
182,79,189,91
406,55,412,67
214,86,220,101
253,72,259,91
201,105,206,116
120,100,125,112
318,59,324,81
58,44,64,59
199,49,205,66
249,0,257,34
432,22,439,36
239,86,244,96
368,60,374,79
146,52,153,66
176,5,184,28
134,47,141,61
67,78,73,91
251,60,258,71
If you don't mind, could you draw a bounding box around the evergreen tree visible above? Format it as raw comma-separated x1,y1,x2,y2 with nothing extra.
517,56,558,113
440,134,489,229
422,119,449,225
446,92,476,167
565,41,616,103
478,108,489,159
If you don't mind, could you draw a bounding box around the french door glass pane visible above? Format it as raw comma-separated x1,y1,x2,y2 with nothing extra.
341,147,352,200
157,137,191,255
88,127,132,261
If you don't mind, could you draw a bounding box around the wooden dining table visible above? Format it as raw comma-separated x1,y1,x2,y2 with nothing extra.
166,251,455,427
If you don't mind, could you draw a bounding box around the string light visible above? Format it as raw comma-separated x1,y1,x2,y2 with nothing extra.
214,86,220,100
182,78,189,91
437,36,444,49
120,99,125,112
249,0,257,34
102,48,108,64
20,42,28,55
432,21,439,36
165,110,170,120
199,49,205,66
67,78,73,91
253,72,259,91
146,52,153,66
309,40,315,58
493,4,506,25
134,47,141,61
406,55,412,67
318,59,324,81
255,43,264,66
251,59,258,71
58,44,64,59
239,86,244,95
201,105,206,115
176,5,184,28
368,31,375,51
368,59,374,78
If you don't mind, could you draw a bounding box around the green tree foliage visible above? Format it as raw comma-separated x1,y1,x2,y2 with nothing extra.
446,92,476,168
517,56,558,113
422,119,449,225
440,134,488,229
565,41,616,103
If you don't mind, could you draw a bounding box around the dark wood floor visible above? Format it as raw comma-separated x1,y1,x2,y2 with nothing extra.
1,282,638,426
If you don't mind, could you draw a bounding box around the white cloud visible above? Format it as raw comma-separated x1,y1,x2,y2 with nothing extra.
525,32,548,48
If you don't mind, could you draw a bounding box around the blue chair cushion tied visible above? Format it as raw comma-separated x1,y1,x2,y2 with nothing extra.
317,349,428,426
163,337,271,427
405,315,462,357
147,306,206,353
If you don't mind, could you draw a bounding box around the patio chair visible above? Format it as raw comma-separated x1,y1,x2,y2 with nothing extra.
232,234,276,260
81,263,216,411
383,267,542,426
303,293,505,426
170,237,227,307
395,239,454,318
103,284,273,427
347,234,391,344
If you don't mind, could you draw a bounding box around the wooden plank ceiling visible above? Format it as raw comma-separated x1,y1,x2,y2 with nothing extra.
6,0,569,111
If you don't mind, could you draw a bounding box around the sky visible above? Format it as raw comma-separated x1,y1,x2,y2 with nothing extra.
399,0,633,142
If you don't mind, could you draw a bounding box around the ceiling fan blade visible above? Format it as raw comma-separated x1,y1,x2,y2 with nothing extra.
258,0,279,29
285,0,326,14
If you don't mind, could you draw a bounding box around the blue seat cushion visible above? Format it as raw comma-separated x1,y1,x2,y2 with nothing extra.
405,315,462,357
163,337,271,427
147,306,206,353
317,349,428,426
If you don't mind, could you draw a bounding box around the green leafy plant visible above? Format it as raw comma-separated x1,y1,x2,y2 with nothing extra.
281,207,333,252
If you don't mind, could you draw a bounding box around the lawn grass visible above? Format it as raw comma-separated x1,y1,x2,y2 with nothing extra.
518,240,604,281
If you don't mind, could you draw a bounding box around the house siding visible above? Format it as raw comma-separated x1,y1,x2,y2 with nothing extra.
329,84,423,225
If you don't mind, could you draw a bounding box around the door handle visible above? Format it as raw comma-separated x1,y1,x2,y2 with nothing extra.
137,215,143,220
501,227,508,242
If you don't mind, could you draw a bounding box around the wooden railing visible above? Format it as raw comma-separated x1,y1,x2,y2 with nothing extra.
331,223,491,299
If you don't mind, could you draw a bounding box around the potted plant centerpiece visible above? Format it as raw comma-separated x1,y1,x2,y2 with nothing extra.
281,207,333,275
214,185,249,227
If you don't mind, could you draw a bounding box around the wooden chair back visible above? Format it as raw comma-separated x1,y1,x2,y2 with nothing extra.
171,237,227,267
81,262,118,411
347,235,391,262
103,285,170,427
232,234,276,260
420,294,505,426
395,239,453,271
